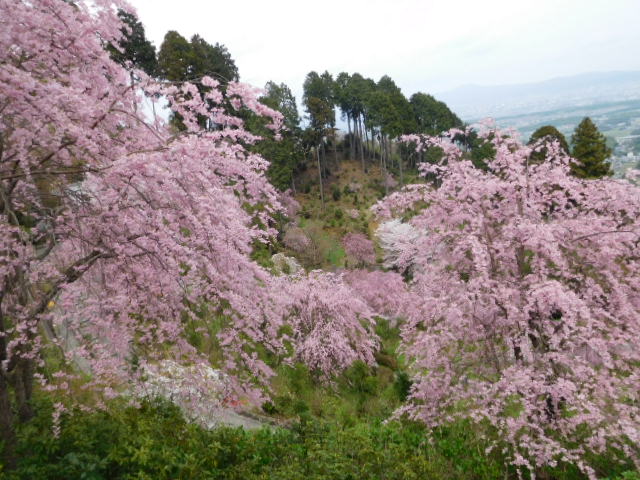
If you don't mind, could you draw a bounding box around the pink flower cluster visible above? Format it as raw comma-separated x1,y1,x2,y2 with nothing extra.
0,0,287,424
380,125,640,477
281,272,378,379
342,232,376,266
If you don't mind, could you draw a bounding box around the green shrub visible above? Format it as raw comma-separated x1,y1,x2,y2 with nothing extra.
9,394,638,480
331,185,341,201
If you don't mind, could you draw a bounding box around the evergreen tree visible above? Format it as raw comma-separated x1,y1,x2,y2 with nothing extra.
157,32,238,83
409,92,462,135
189,34,239,82
529,125,569,152
528,125,570,163
570,117,613,178
302,71,336,207
157,31,239,130
344,73,371,169
248,81,304,190
157,31,192,81
374,76,415,136
302,71,335,132
108,10,157,76
261,81,300,130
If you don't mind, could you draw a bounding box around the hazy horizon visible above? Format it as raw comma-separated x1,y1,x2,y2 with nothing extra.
128,0,640,101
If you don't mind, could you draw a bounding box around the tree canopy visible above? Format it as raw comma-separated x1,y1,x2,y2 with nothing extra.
410,92,463,135
376,126,640,477
527,125,570,163
247,81,305,190
157,31,238,83
302,70,335,135
570,117,613,178
108,9,158,76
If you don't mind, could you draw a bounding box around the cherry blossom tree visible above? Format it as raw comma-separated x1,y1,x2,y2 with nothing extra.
342,232,376,267
283,226,312,253
375,219,424,273
343,269,408,323
278,189,301,220
0,0,287,463
375,125,640,477
282,272,378,379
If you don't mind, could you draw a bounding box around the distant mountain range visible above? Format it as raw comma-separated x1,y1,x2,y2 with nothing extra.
436,71,640,120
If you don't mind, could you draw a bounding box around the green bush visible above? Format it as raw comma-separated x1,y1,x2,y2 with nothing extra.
9,394,638,480
8,397,495,480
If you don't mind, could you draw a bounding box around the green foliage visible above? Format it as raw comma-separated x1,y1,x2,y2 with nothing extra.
10,362,638,480
570,117,614,178
10,395,514,480
393,371,412,402
262,81,301,131
528,125,570,152
303,71,335,133
331,184,342,201
189,34,238,83
108,10,157,76
242,81,305,190
157,31,238,83
366,76,415,137
250,239,274,269
528,125,570,163
156,31,192,82
26,390,636,480
451,129,497,170
325,242,345,266
410,92,462,135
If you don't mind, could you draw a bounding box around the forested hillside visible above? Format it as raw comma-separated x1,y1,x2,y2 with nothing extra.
1,2,639,479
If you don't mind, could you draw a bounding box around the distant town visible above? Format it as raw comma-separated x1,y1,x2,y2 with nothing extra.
439,71,640,177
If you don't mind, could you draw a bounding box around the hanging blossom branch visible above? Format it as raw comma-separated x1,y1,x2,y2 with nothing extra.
375,122,640,478
0,0,309,458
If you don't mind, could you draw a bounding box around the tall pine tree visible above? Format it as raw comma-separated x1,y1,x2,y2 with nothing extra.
570,117,613,178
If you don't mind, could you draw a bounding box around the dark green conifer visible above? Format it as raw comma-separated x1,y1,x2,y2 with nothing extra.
570,117,613,178
108,10,157,77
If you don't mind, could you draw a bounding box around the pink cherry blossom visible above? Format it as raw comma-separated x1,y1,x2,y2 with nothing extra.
0,0,288,451
379,125,640,477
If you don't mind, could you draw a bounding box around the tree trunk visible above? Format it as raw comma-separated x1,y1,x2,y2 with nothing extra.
388,136,392,172
0,307,16,470
333,131,338,171
347,115,353,160
316,146,324,210
358,116,366,173
0,373,15,470
382,135,389,196
13,359,34,422
371,128,376,163
363,121,369,160
398,142,404,187
130,70,137,113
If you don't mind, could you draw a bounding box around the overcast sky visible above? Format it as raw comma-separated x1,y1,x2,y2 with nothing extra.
129,0,640,104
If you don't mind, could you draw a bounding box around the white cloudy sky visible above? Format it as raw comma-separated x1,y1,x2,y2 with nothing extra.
129,0,640,102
